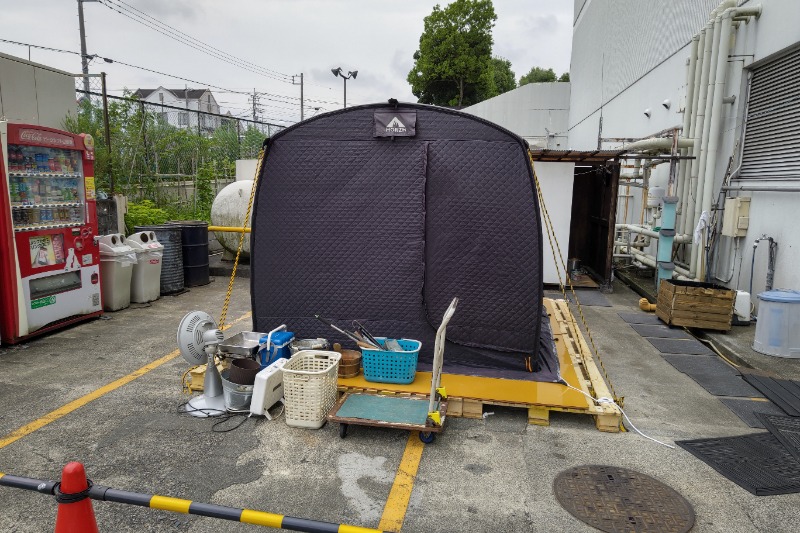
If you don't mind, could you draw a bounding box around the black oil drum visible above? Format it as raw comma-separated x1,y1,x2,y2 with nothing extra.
134,224,184,294
168,220,210,287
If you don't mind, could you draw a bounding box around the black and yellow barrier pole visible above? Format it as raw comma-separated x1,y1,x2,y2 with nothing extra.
0,471,381,533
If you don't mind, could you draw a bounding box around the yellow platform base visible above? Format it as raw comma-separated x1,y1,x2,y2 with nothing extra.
338,298,621,432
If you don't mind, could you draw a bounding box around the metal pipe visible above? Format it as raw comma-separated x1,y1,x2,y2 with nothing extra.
722,186,800,192
209,226,251,233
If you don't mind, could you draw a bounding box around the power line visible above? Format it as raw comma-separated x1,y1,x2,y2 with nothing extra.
0,38,76,56
113,0,291,79
98,0,292,83
0,38,341,113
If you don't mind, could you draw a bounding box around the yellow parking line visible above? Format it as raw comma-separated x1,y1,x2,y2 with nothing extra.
0,311,251,450
378,432,425,532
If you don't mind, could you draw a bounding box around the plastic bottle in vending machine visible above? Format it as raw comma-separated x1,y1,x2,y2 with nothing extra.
9,177,19,203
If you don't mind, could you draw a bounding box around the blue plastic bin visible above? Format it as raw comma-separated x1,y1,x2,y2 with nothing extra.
362,338,422,384
259,331,295,367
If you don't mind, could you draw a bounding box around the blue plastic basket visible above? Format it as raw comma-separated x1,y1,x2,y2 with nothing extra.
361,338,422,384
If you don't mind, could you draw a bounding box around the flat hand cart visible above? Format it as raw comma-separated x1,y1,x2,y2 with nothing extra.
328,298,458,443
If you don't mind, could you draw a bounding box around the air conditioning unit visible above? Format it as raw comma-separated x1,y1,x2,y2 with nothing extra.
250,358,287,419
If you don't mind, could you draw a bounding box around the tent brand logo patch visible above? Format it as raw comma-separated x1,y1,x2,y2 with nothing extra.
374,110,416,137
385,117,407,134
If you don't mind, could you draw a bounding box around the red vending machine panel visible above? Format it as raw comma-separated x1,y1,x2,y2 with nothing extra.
0,122,102,344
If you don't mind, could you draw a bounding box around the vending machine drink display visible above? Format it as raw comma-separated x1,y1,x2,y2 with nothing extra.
0,122,103,344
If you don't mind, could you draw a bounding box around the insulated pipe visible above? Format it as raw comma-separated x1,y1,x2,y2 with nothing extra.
629,249,693,278
695,4,762,276
689,15,723,277
685,23,714,241
695,10,735,276
676,36,700,230
615,224,692,243
685,1,733,237
623,137,694,152
679,30,705,235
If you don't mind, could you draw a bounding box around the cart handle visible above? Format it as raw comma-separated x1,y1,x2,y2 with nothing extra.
264,324,287,352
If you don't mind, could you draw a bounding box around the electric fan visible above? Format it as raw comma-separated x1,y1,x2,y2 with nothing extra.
178,310,225,417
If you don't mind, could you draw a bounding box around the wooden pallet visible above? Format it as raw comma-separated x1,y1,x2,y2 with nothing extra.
338,298,622,432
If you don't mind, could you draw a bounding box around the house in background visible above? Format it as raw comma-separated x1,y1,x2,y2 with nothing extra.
133,87,220,133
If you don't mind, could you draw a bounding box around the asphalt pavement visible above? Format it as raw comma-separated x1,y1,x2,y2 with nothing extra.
1,277,799,532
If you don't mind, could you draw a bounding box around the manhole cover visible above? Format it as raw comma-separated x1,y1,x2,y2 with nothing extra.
554,465,695,533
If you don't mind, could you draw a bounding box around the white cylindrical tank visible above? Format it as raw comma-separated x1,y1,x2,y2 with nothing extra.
647,186,666,208
211,180,253,257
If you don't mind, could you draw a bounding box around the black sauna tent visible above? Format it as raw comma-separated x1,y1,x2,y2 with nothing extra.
250,102,559,382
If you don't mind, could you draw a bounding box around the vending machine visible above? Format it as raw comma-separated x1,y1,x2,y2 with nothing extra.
0,121,102,344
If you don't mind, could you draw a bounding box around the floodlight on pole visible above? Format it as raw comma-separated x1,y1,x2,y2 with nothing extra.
331,67,358,109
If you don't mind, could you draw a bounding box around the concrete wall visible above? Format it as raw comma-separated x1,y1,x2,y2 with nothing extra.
569,0,800,299
462,82,570,149
235,159,258,182
0,53,76,129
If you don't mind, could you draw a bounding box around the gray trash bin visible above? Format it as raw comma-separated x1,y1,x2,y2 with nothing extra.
98,234,136,311
127,231,164,303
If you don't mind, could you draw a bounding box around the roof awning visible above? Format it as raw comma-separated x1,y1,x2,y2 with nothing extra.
529,149,626,163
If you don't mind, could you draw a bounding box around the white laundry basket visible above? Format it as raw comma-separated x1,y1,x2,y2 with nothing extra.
282,350,341,429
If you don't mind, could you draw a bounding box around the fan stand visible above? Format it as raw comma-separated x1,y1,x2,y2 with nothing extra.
185,351,226,418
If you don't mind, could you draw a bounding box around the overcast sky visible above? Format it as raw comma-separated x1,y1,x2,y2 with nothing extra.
0,0,573,126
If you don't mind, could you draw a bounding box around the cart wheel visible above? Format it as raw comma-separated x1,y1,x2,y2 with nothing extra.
419,432,435,444
339,424,348,439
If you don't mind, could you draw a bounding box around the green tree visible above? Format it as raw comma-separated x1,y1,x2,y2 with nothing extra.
480,56,516,99
559,72,570,82
408,0,497,107
519,67,557,85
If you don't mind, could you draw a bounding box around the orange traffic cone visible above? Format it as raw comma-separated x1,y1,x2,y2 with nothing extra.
54,462,99,533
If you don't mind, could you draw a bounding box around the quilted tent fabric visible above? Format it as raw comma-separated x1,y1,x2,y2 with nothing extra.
250,103,558,381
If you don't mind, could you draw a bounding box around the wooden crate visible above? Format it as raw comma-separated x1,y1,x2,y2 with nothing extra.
656,279,734,331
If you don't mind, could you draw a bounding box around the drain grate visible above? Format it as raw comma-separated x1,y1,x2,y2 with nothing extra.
759,414,800,462
677,432,800,496
553,465,695,533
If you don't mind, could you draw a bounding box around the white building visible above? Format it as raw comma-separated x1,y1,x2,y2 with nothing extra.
569,0,799,301
0,52,76,128
133,87,221,133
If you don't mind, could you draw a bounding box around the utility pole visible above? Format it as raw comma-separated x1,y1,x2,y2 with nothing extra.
251,89,259,122
293,73,304,121
77,0,99,95
101,72,113,194
185,84,190,129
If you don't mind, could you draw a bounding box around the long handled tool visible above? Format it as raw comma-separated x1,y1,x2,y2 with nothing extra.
314,315,380,349
428,297,458,419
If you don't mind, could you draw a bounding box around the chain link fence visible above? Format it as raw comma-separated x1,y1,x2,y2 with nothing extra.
69,74,284,223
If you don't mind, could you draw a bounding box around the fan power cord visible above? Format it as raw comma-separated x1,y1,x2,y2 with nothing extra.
560,381,675,449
